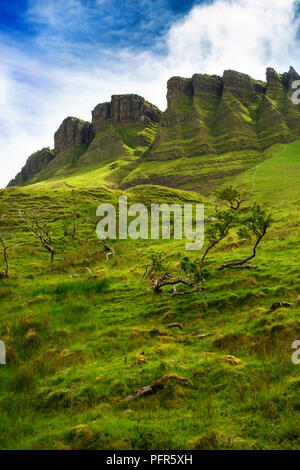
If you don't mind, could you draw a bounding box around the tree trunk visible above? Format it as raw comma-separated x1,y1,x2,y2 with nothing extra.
218,233,264,270
0,236,9,277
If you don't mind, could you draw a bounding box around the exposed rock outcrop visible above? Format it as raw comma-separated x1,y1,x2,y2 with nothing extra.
91,102,111,131
167,77,194,107
8,95,161,186
92,94,161,131
7,148,55,187
54,117,94,153
7,66,300,190
266,67,280,83
147,65,300,162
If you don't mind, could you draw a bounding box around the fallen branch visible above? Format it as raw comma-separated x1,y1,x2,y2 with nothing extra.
166,322,183,330
268,297,299,313
152,277,192,294
123,385,154,402
197,333,214,340
149,328,170,337
123,374,190,402
100,239,115,261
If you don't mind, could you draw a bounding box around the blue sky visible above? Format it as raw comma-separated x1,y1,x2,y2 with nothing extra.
0,0,203,47
0,0,300,187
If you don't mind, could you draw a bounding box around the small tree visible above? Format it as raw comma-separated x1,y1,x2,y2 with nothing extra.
72,210,80,238
19,210,55,269
218,203,273,270
214,185,249,211
0,235,9,277
142,187,273,295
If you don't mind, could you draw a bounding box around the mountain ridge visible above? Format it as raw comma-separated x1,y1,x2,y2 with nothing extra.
8,66,300,190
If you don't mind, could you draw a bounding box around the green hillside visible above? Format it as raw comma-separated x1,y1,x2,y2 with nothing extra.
7,67,300,195
0,135,299,450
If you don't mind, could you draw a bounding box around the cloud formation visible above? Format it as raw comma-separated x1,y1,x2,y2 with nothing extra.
1,0,300,187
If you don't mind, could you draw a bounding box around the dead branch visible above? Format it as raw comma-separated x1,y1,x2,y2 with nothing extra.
123,375,190,402
32,210,53,244
72,211,80,238
142,264,155,279
100,239,115,261
0,235,9,277
152,276,193,294
166,323,183,330
19,210,55,269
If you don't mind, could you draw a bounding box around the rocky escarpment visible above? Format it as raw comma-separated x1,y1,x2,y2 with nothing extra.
7,66,300,189
92,94,161,131
7,148,55,187
54,117,94,153
8,95,161,186
166,74,221,107
146,66,300,162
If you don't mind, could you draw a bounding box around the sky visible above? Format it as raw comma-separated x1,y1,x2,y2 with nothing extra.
0,0,300,188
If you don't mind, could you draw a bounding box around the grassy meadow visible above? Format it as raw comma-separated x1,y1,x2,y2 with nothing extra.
0,141,299,450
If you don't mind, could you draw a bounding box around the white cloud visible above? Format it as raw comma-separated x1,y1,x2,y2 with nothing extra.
165,0,300,79
1,0,300,187
26,0,91,28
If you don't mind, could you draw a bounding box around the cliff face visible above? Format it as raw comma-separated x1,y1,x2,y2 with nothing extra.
92,94,161,130
54,117,94,153
8,95,161,186
146,66,300,162
7,148,55,187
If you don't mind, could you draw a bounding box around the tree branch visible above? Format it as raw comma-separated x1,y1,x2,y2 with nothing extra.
0,235,9,277
19,210,55,269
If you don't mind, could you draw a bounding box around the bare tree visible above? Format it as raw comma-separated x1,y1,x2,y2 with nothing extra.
101,239,115,261
72,211,80,238
0,235,9,277
19,210,55,269
89,218,115,260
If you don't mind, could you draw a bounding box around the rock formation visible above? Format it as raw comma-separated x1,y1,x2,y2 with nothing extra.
7,67,300,189
92,94,161,131
54,117,94,153
7,148,55,187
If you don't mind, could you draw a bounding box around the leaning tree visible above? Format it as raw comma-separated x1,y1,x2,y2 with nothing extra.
143,186,273,295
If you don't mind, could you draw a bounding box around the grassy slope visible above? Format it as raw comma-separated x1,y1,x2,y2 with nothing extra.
25,122,159,188
0,142,299,450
